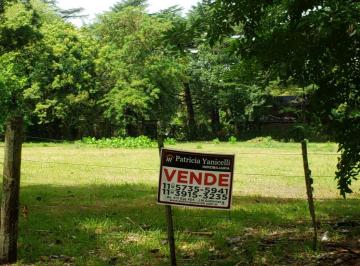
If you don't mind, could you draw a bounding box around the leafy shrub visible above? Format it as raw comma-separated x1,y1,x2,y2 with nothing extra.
212,138,220,144
289,125,306,141
81,137,97,145
80,136,157,148
164,138,177,145
247,136,273,143
228,136,237,144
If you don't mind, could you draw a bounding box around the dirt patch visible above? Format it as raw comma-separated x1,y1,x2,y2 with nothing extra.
317,241,360,266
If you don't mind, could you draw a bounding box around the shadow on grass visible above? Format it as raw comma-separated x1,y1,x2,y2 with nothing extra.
13,183,360,265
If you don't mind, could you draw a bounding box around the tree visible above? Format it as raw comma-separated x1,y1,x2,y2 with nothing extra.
157,3,227,140
0,0,41,119
0,0,41,263
206,0,360,196
0,1,99,139
94,6,185,137
41,0,85,19
189,41,272,138
27,2,99,139
111,0,147,12
156,5,199,139
157,2,273,140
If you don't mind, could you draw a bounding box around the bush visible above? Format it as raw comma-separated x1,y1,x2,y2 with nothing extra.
164,138,177,145
80,136,157,148
212,138,220,144
247,136,273,143
228,136,237,144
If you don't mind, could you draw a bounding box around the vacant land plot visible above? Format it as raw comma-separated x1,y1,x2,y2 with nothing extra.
0,141,359,265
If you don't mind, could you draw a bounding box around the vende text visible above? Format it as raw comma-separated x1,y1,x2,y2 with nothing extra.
164,167,230,187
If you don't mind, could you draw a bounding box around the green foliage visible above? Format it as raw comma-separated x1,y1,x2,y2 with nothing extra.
0,0,277,143
1,0,357,199
188,39,273,139
247,136,273,144
0,50,29,120
207,0,360,196
212,138,220,144
0,0,99,137
0,1,41,54
94,6,185,135
164,137,177,145
228,136,237,144
111,0,147,12
0,0,41,123
28,18,98,132
80,136,157,148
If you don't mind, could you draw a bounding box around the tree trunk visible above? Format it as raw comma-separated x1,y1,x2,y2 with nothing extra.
184,83,197,140
157,120,164,154
234,120,241,137
210,107,221,138
0,116,23,264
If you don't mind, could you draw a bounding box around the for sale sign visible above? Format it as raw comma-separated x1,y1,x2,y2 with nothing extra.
157,149,234,209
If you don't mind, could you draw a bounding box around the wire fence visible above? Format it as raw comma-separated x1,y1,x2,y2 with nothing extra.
0,134,345,152
0,157,337,178
0,136,355,204
0,139,355,199
0,135,359,264
0,142,356,213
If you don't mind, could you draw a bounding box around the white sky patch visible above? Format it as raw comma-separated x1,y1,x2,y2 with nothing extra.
56,0,201,26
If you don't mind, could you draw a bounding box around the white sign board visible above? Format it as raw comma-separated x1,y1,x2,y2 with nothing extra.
157,149,234,209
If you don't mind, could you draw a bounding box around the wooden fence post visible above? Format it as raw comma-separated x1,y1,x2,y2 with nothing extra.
301,140,318,250
0,116,23,264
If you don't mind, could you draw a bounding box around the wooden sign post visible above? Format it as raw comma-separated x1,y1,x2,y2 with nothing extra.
158,149,234,265
164,205,176,266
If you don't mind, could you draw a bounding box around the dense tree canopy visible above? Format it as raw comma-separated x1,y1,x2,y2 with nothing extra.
0,0,98,137
93,6,185,137
206,0,360,196
0,0,41,127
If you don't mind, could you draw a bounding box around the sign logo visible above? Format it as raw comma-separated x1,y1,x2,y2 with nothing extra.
165,154,174,163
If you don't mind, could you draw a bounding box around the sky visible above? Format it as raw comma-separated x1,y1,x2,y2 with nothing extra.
57,0,201,26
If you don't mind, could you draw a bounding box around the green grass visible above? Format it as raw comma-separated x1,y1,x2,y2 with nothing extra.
0,140,359,265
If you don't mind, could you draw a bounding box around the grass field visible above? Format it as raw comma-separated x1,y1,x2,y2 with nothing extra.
0,140,359,265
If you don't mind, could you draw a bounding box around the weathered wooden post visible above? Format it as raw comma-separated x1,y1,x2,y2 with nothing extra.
164,203,176,266
0,116,23,264
301,140,318,250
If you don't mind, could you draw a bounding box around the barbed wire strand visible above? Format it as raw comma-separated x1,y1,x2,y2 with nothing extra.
0,134,345,155
0,158,336,178
21,203,360,223
1,139,357,219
